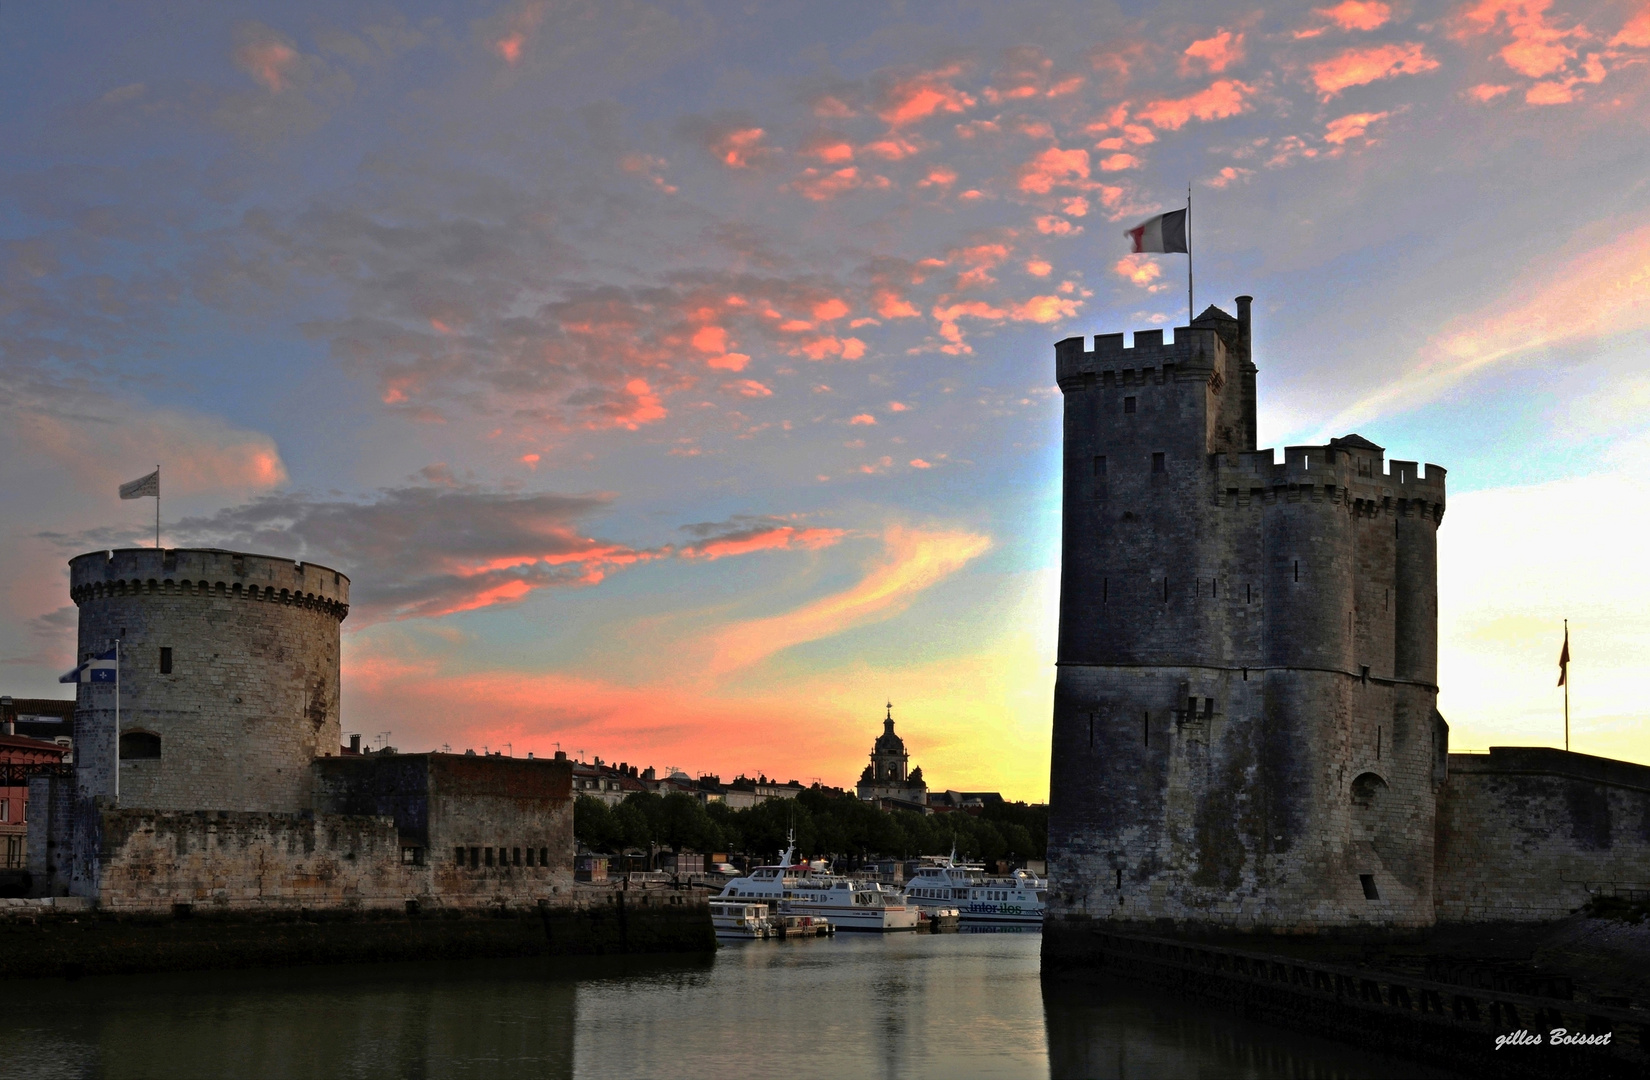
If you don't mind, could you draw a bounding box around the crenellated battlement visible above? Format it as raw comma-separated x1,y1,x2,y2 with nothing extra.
70,548,350,622
1055,325,1224,391
1212,443,1445,520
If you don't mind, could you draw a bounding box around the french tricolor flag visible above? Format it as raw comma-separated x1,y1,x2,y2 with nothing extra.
1125,209,1188,254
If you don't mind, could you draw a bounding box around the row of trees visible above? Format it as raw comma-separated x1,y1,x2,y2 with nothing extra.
574,788,1047,866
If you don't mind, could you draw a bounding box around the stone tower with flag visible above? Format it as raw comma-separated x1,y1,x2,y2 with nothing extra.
1045,298,1450,932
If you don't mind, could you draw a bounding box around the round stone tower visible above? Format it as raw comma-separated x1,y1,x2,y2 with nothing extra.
68,548,350,813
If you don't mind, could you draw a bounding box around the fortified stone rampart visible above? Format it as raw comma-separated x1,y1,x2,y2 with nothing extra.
68,548,348,814
1047,298,1449,932
1434,747,1650,922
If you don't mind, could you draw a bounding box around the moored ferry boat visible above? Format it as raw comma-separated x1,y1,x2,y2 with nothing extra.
714,838,920,933
904,855,1046,925
710,900,773,940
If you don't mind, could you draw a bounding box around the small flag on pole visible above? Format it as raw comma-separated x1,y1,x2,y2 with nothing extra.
119,470,159,499
59,647,117,684
1557,625,1570,687
1125,209,1189,254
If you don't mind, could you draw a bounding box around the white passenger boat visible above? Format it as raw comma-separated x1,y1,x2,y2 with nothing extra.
710,900,773,940
715,837,920,933
904,851,1047,925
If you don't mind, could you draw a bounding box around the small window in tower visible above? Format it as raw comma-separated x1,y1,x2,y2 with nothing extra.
1152,452,1165,473
1124,396,1137,414
1088,714,1095,749
469,846,480,869
159,647,172,675
1246,584,1252,604
1294,560,1300,582
119,731,161,760
1143,711,1149,747
1103,578,1108,605
513,847,522,866
484,847,494,867
1093,455,1107,478
1360,874,1380,900
456,847,466,866
540,847,549,866
1162,577,1169,602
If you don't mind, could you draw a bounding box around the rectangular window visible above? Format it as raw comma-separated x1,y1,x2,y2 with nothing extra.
469,846,479,869
1360,874,1380,900
456,846,466,866
1093,455,1106,477
1143,711,1149,747
1,798,9,823
1123,396,1137,414
540,847,549,866
525,847,534,867
1151,452,1165,473
484,847,494,867
159,647,172,675
513,847,522,866
401,847,423,866
1293,560,1300,582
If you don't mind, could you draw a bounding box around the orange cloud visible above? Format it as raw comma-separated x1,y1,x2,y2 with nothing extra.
680,525,845,560
918,166,958,188
606,379,667,430
813,298,850,321
789,166,890,201
1458,0,1582,79
1206,165,1254,188
876,289,921,318
708,526,993,672
849,413,877,425
716,128,773,169
1025,258,1053,277
1099,153,1141,171
1136,80,1255,129
879,66,977,127
1324,110,1390,144
910,459,933,469
724,379,773,398
1310,43,1439,98
1615,6,1650,47
1018,146,1090,193
1468,82,1514,100
1183,30,1244,74
1316,1,1392,31
1114,255,1164,287
234,36,298,92
1035,215,1080,235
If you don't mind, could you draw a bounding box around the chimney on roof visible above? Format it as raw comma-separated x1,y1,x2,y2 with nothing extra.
554,750,567,762
349,733,361,754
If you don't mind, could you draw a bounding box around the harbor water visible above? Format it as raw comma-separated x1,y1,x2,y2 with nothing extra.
1,929,1448,1079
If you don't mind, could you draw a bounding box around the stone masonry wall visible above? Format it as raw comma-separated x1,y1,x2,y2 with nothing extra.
69,549,348,815
1047,301,1449,932
1435,747,1650,922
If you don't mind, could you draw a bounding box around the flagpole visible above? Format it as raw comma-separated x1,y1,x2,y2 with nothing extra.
1563,618,1569,753
114,638,121,804
155,464,160,549
1186,183,1194,321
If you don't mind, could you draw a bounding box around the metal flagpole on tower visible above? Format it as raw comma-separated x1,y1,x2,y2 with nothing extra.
1563,618,1570,753
155,465,160,549
114,638,121,804
1186,183,1194,321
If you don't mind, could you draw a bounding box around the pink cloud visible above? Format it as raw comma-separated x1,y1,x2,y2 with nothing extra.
813,298,850,321
1018,146,1091,193
1468,82,1514,100
1206,165,1254,188
1615,6,1650,47
1316,1,1393,31
1136,80,1255,129
233,33,299,92
1035,215,1080,235
849,413,877,425
680,525,846,561
715,128,774,169
789,166,890,201
1025,258,1053,277
724,379,773,398
1114,255,1165,287
1183,30,1244,74
876,289,922,318
1099,152,1141,171
910,459,933,469
878,65,977,127
1324,110,1390,144
1309,43,1439,98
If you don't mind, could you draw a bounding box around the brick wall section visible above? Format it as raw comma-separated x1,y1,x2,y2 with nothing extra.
1047,300,1450,932
68,548,348,815
1435,748,1650,922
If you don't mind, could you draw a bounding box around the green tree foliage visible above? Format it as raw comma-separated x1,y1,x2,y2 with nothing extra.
576,786,1048,865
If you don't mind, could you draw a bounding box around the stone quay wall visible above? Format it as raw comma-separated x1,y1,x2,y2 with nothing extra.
69,548,349,816
1435,748,1650,922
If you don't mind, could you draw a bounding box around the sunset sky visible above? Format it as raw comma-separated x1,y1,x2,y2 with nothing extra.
3,1,1647,801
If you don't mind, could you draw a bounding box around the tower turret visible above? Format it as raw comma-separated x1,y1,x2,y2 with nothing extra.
1046,300,1447,936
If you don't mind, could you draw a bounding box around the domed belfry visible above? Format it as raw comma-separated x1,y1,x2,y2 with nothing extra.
1045,298,1448,932
857,703,928,805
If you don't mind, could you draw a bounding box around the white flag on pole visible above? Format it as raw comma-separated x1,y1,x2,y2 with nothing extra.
119,470,159,499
